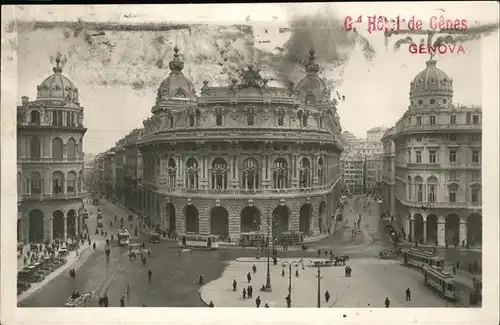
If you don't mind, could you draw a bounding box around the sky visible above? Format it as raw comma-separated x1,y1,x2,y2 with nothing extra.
3,3,499,154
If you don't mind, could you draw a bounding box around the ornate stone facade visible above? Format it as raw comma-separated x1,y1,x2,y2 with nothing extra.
387,59,482,248
17,54,87,243
136,48,343,241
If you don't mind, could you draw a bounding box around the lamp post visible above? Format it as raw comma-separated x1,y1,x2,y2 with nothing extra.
265,208,272,291
316,265,323,308
281,260,301,307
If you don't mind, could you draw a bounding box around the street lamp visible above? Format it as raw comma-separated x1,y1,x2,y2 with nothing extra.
281,260,301,307
316,265,323,308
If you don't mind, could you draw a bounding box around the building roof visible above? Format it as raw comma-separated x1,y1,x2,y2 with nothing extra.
36,53,79,104
367,126,386,132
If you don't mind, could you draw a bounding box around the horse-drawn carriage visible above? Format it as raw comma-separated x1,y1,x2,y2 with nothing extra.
65,291,94,307
310,255,349,267
379,248,400,259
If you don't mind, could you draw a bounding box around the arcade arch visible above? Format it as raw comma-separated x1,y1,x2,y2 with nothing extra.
210,206,229,238
29,209,44,242
240,206,261,233
52,210,65,239
299,204,312,234
185,205,199,233
272,205,290,236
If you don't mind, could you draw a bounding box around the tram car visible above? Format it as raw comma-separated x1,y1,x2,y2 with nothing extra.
239,232,267,247
423,266,460,301
402,248,444,269
178,233,220,250
65,291,94,307
117,229,130,246
276,231,304,246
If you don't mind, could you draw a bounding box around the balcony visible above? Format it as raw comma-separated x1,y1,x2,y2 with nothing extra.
398,198,481,211
18,157,84,164
20,192,86,201
406,163,441,169
396,123,481,135
151,179,341,199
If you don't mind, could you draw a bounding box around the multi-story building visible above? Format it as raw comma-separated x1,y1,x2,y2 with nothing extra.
381,127,396,217
103,150,116,198
365,154,382,195
135,47,343,240
390,59,482,247
366,126,387,142
123,129,142,212
341,152,364,194
17,55,87,243
114,139,126,205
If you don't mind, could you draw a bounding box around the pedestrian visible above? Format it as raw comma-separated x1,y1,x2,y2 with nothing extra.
452,265,456,275
142,302,147,307
295,269,299,277
384,297,390,308
93,242,96,250
281,269,285,277
148,269,152,281
256,296,261,308
120,296,125,307
247,272,252,283
242,288,247,300
252,264,257,274
232,279,237,292
247,285,253,298
325,290,330,302
104,294,109,307
199,274,204,285
98,297,103,307
264,302,269,308
405,288,411,301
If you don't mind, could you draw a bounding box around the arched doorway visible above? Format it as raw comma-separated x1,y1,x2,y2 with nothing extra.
426,214,438,245
240,206,261,233
29,210,44,242
445,213,460,245
185,205,199,233
272,205,290,236
413,214,424,243
299,204,312,234
166,203,176,232
53,210,65,239
210,206,229,239
67,209,76,238
467,214,482,248
318,201,326,233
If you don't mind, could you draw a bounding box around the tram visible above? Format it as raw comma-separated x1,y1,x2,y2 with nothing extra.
117,229,130,246
178,233,220,250
239,232,267,247
276,231,304,245
423,265,460,300
402,248,444,269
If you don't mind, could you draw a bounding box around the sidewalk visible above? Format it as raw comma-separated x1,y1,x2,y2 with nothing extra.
17,244,95,303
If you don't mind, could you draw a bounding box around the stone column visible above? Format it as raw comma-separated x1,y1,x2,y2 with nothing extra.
43,216,53,243
229,155,234,181
459,218,467,246
437,218,446,246
63,216,67,240
261,155,266,188
410,218,415,241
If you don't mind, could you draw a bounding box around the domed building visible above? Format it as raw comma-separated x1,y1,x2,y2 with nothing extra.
385,59,482,247
136,47,343,241
17,54,87,244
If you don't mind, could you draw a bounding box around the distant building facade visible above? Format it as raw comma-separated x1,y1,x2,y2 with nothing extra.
381,127,396,217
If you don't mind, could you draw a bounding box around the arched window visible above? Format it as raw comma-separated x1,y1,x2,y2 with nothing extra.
30,172,42,194
52,110,63,126
167,158,176,188
189,115,195,127
67,171,77,193
470,184,481,204
242,158,259,190
78,170,83,192
30,110,40,125
211,158,228,190
317,158,324,186
448,183,458,203
52,171,64,194
277,114,284,126
298,111,308,127
169,116,174,128
67,138,76,160
30,137,41,160
427,176,438,202
273,158,288,189
17,172,22,195
78,138,82,157
185,158,199,189
52,138,64,160
299,158,311,188
247,114,254,126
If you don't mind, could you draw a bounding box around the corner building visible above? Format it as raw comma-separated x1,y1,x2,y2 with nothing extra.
137,47,343,241
391,59,482,247
17,56,87,243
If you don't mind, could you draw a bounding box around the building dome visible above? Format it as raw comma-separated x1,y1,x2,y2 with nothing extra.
409,59,453,101
36,55,79,103
295,49,331,104
156,47,196,102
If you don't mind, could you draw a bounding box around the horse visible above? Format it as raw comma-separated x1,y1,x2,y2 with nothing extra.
129,252,137,260
334,255,350,266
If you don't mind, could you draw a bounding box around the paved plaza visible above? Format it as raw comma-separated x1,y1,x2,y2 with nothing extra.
200,256,451,308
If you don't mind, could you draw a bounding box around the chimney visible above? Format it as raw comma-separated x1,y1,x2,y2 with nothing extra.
21,96,29,105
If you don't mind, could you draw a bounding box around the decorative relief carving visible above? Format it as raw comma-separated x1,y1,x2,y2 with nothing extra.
248,199,254,206
215,199,221,207
280,198,286,206
187,198,192,205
